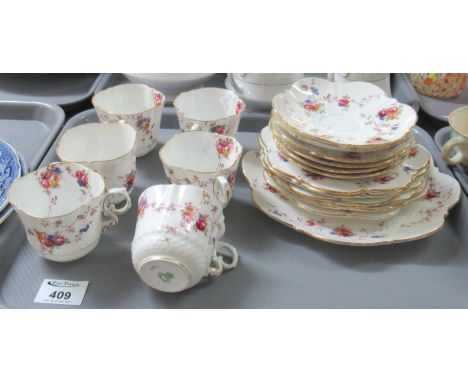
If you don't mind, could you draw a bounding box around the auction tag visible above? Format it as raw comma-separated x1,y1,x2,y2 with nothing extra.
34,279,89,306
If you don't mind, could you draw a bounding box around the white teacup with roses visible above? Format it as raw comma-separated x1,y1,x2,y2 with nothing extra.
8,162,131,262
159,131,243,207
131,184,238,293
173,87,245,136
92,83,165,158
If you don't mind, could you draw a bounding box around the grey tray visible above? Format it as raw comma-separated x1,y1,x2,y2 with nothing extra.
95,74,227,103
0,74,105,111
435,126,468,195
0,101,65,297
394,73,468,122
0,108,466,308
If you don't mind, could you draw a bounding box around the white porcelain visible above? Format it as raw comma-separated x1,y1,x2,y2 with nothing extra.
242,151,460,246
328,73,391,96
226,75,297,110
232,73,304,86
92,84,165,157
159,131,243,207
123,73,215,94
260,126,430,196
442,106,468,167
8,162,131,262
131,184,238,293
174,87,245,136
273,77,418,149
56,122,137,203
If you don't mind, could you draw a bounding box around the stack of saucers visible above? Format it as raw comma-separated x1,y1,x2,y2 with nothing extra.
242,77,461,245
257,77,426,220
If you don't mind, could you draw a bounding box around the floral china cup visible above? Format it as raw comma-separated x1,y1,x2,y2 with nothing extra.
56,122,137,203
131,184,238,293
442,106,468,167
173,87,245,136
159,131,243,207
92,83,165,158
8,162,131,262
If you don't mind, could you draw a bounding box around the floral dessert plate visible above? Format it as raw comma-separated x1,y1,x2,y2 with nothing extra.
268,121,413,166
262,170,428,220
261,130,431,196
264,164,428,208
272,77,418,151
0,139,21,213
242,151,460,245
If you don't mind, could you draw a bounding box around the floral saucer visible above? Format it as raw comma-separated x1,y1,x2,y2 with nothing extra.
272,77,418,150
242,151,460,245
261,128,431,196
0,139,21,213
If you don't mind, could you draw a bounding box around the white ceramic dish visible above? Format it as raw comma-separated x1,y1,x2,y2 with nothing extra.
261,127,430,196
242,151,461,246
123,73,215,94
273,77,418,150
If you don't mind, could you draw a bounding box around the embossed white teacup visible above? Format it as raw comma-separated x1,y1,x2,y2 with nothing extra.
56,122,137,203
159,131,243,207
443,106,468,168
8,162,131,262
131,184,238,293
173,87,245,135
92,83,165,157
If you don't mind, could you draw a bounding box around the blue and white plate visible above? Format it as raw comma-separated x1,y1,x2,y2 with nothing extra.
0,151,27,226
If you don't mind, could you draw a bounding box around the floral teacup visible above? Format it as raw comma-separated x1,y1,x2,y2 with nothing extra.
92,83,165,158
131,184,238,293
56,122,137,203
159,131,243,207
173,87,245,136
443,106,468,168
8,162,131,262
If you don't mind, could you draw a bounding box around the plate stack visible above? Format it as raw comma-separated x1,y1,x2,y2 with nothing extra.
260,77,430,220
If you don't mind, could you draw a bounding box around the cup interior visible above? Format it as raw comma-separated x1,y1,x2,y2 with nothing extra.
449,107,468,137
57,123,136,162
9,163,104,218
93,84,162,115
174,88,243,121
160,131,241,172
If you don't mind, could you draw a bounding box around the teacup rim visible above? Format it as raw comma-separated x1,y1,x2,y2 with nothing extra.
92,83,166,116
8,162,106,219
56,122,137,164
138,183,209,204
448,106,468,138
173,87,245,122
159,131,244,174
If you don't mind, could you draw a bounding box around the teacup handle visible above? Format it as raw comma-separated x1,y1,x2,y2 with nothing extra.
205,241,239,277
213,175,230,207
442,135,466,165
102,187,132,231
190,123,201,131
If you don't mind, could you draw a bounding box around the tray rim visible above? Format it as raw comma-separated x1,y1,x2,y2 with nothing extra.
0,74,105,107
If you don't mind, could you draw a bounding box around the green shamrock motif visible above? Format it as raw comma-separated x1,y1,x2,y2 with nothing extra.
158,271,174,283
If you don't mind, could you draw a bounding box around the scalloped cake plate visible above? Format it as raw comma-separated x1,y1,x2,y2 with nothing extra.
272,77,418,149
242,150,460,246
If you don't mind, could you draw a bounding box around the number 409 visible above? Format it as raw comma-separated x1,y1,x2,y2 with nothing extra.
49,291,71,299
